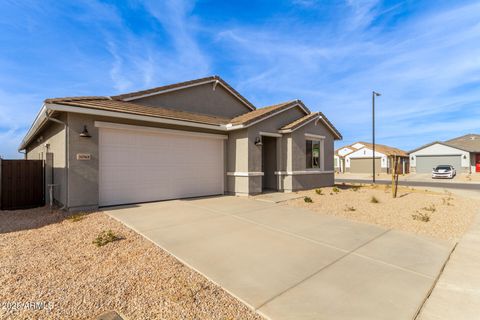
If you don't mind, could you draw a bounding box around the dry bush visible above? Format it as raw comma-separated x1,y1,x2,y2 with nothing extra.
412,211,430,222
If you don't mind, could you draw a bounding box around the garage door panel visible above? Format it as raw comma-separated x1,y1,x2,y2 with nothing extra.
415,155,462,173
350,158,381,174
99,127,224,206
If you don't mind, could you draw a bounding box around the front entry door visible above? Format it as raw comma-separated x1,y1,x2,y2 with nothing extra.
262,136,277,191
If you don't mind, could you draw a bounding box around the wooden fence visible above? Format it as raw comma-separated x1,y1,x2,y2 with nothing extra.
0,159,44,210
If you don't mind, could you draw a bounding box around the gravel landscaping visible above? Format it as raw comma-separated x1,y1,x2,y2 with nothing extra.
0,207,263,320
287,184,480,240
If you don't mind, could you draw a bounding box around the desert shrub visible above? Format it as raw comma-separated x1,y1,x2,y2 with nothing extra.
422,204,436,213
442,192,454,206
304,196,313,203
351,186,360,192
345,205,356,212
370,196,379,203
332,186,340,193
315,189,323,195
66,213,86,222
412,212,430,222
93,230,123,247
442,198,453,206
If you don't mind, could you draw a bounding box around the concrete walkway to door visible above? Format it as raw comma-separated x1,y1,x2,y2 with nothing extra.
105,196,454,320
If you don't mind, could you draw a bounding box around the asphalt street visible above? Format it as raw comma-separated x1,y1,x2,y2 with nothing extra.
335,178,480,191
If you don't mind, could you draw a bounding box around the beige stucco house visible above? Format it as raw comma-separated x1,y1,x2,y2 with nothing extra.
19,76,342,211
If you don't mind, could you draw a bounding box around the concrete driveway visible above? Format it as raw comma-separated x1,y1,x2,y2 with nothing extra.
105,196,454,320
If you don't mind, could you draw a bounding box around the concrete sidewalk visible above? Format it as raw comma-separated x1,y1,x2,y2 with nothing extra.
418,214,480,320
105,196,455,320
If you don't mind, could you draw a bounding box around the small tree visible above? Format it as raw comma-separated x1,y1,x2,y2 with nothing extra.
391,155,400,198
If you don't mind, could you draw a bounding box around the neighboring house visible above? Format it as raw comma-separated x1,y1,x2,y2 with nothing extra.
19,76,342,211
409,134,480,174
335,142,408,174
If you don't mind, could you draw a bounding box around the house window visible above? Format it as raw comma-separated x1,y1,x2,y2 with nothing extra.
306,140,321,169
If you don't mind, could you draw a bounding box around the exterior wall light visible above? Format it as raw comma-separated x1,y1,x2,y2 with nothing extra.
79,125,91,138
463,155,467,159
254,136,263,146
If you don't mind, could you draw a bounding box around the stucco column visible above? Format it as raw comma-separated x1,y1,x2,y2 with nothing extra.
286,136,293,172
276,137,282,190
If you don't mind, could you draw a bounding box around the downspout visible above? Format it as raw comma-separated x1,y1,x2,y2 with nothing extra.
45,111,69,210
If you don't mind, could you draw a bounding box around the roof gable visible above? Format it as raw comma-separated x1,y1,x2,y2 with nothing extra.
409,141,471,154
229,100,310,128
337,141,407,157
337,147,353,156
346,147,386,158
278,111,342,140
111,76,255,113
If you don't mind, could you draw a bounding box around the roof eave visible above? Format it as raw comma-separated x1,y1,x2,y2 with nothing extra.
18,104,49,151
19,103,229,151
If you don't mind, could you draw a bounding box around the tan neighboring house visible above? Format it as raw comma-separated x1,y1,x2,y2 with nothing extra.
335,142,408,174
409,134,480,174
19,76,342,211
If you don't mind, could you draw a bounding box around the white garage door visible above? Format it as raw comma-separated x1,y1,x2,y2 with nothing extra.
98,124,225,206
415,155,462,173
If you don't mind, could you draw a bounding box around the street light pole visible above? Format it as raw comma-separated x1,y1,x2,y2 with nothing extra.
372,91,381,184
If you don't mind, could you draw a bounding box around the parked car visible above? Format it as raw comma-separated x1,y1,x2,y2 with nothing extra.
432,165,456,179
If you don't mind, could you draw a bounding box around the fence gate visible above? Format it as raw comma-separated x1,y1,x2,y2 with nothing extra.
1,160,44,210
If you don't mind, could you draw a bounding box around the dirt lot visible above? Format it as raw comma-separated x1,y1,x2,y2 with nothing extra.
288,184,480,240
0,208,262,320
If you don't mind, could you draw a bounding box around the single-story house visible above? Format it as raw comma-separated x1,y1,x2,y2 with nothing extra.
19,76,342,211
409,134,480,174
335,142,408,174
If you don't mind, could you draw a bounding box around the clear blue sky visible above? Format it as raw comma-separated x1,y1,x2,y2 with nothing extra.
1,0,479,158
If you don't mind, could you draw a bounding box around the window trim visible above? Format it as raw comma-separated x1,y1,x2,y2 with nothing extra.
305,136,325,171
305,133,325,140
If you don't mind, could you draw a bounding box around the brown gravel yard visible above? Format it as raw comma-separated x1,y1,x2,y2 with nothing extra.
0,207,263,320
288,184,480,240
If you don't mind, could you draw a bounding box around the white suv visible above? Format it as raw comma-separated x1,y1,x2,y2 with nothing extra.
432,165,456,179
